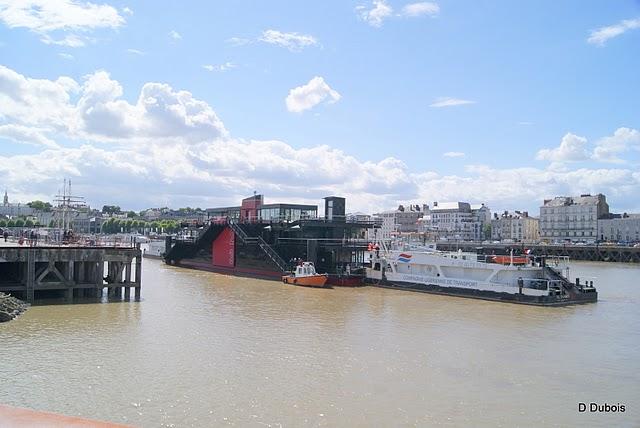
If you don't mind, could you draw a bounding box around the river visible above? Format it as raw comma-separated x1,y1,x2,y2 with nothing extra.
1,259,638,427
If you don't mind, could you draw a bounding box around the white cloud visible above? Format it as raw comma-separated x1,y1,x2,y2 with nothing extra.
285,76,341,113
126,48,145,55
202,62,236,72
122,7,133,16
443,151,465,158
0,0,125,47
429,97,476,107
588,18,640,46
259,29,318,52
536,133,589,163
401,2,440,17
1,64,639,214
0,64,79,130
592,127,640,163
0,124,59,148
169,30,181,40
0,64,226,144
536,128,640,165
226,37,251,46
357,0,393,27
57,52,74,60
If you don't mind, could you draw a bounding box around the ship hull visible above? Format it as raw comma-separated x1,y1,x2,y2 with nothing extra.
369,279,598,306
282,274,329,288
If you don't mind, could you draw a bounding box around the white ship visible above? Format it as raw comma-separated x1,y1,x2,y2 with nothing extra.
365,247,597,306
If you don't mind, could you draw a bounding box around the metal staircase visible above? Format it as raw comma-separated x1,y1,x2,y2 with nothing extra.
228,220,288,272
165,223,223,262
256,236,288,273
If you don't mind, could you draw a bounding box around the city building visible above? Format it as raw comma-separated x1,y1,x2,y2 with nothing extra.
71,212,105,234
422,201,490,241
598,214,640,243
373,205,422,240
539,194,609,242
491,211,539,242
207,194,317,223
471,204,492,241
0,190,35,218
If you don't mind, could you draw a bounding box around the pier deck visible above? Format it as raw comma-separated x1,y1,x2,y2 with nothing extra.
0,246,142,303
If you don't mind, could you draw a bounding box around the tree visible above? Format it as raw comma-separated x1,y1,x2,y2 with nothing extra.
7,219,16,227
24,219,34,227
127,211,136,218
14,218,25,227
102,205,121,215
27,200,53,211
483,224,492,240
0,219,7,227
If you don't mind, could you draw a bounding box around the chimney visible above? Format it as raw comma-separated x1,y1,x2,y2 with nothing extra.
433,201,438,207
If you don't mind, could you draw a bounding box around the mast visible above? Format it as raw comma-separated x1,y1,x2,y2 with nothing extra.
53,178,86,238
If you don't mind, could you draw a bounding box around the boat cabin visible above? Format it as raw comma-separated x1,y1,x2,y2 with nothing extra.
295,262,318,277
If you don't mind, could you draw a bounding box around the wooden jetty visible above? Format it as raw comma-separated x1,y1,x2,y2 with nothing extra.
0,246,142,303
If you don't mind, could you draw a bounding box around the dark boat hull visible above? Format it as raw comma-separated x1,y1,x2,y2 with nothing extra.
370,279,598,306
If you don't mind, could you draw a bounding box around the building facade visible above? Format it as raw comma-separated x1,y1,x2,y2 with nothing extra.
539,194,609,242
422,202,490,241
373,207,422,240
207,195,317,223
598,215,640,243
491,211,539,242
471,204,491,241
0,191,35,218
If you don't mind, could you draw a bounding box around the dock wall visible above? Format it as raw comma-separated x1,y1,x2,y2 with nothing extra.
0,247,142,303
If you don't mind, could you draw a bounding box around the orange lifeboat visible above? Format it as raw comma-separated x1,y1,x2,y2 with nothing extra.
490,255,529,265
282,262,329,288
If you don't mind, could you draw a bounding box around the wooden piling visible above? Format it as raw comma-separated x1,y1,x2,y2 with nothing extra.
0,247,142,304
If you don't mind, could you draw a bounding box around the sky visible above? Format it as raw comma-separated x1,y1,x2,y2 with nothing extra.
0,0,639,215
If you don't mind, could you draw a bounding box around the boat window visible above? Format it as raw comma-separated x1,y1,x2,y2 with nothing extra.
373,262,381,271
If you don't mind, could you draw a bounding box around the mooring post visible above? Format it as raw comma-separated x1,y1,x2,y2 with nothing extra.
134,256,142,301
124,260,132,300
26,249,35,302
65,260,75,303
96,257,104,299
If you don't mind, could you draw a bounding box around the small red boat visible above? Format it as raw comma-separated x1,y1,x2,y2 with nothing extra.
282,262,329,288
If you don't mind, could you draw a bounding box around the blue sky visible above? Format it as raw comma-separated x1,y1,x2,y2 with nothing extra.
0,0,639,214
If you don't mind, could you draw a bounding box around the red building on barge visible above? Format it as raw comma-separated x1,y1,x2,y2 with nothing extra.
164,195,377,285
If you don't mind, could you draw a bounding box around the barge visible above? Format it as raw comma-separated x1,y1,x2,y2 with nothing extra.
164,195,374,285
365,247,598,306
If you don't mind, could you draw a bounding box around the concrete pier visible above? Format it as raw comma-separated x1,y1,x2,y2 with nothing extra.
0,247,142,303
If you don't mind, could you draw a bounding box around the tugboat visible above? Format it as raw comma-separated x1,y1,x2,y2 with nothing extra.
282,262,329,288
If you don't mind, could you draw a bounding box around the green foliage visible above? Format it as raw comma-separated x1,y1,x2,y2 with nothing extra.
7,219,16,227
483,223,492,240
14,218,25,227
0,219,7,227
102,205,121,214
127,211,136,218
24,219,34,227
27,200,53,211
